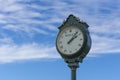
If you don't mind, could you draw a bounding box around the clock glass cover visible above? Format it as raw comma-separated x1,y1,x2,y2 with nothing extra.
56,26,84,55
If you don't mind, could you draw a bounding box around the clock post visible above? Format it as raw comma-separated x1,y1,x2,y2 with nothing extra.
68,60,79,80
56,14,92,80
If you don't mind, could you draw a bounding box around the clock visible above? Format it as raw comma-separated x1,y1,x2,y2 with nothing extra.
56,15,92,80
56,26,84,55
56,14,91,61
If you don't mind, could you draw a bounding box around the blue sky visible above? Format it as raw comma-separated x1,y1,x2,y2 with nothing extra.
0,0,120,80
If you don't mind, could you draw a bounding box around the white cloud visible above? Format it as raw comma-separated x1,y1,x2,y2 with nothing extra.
0,0,55,35
0,37,14,45
2,24,49,36
0,43,60,63
90,34,120,54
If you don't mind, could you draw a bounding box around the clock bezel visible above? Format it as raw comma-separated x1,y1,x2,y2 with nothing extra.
56,25,88,59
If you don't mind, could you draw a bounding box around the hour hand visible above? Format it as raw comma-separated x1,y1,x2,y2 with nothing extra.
67,32,78,44
67,35,77,44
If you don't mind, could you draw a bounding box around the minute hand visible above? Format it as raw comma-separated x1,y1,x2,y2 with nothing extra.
67,31,78,44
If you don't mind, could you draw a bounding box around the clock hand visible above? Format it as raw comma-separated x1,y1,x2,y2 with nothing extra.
67,35,78,44
67,31,78,44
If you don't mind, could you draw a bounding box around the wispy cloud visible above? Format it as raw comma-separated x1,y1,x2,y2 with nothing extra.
0,0,120,63
0,0,56,35
0,43,59,63
0,37,14,45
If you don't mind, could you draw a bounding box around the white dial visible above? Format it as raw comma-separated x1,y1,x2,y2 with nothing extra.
57,26,84,55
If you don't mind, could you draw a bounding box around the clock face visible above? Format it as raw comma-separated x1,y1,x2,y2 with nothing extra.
56,26,84,55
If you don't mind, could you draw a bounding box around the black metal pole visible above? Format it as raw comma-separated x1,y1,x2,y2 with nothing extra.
68,62,79,80
71,67,77,80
